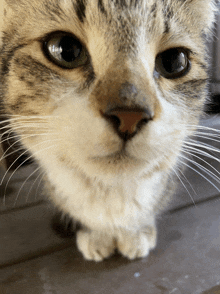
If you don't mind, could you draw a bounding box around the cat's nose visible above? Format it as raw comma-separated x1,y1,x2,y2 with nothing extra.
102,107,153,141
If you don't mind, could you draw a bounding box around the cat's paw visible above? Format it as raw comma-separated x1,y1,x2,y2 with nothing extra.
117,227,157,260
76,229,115,262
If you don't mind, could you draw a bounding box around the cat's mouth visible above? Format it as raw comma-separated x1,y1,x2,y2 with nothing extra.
89,147,143,165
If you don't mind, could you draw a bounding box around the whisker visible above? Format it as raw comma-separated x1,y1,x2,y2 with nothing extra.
0,125,50,137
185,140,220,154
187,124,220,134
0,114,59,121
26,169,46,203
179,153,220,186
172,168,196,205
176,166,198,196
189,136,220,148
189,134,220,144
34,171,46,201
182,147,220,180
3,143,60,206
0,138,61,186
177,158,220,193
0,132,59,162
0,121,49,128
183,143,220,163
0,146,30,164
13,165,42,207
192,129,220,136
0,132,47,145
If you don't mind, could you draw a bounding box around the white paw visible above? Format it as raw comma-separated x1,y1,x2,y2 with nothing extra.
117,227,157,260
76,229,115,262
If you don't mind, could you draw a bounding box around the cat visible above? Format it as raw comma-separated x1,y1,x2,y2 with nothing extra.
0,0,217,261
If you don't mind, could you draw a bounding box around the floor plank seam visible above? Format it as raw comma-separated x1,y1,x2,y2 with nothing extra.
0,199,47,215
0,241,74,270
168,192,220,214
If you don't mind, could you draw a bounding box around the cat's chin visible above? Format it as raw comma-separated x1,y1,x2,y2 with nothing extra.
81,145,179,182
56,149,149,182
82,151,155,180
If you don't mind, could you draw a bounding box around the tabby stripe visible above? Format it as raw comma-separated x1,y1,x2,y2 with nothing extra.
164,20,170,34
162,4,173,34
98,0,108,16
0,44,27,77
114,0,128,9
14,55,53,82
73,0,87,23
130,0,139,7
174,79,209,98
179,79,209,87
115,0,139,8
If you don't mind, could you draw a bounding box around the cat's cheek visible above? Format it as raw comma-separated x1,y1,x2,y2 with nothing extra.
56,108,122,156
125,98,189,171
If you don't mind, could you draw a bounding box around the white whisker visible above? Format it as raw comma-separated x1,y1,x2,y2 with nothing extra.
179,153,220,185
0,138,61,186
187,124,220,134
190,134,220,144
0,125,49,137
172,168,196,205
13,165,42,207
34,171,46,201
26,169,45,203
0,133,56,162
3,143,60,206
183,143,220,163
177,158,220,193
182,147,220,180
176,166,197,196
185,140,220,154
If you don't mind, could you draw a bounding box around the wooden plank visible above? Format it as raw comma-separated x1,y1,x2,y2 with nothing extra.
0,199,220,294
0,203,73,267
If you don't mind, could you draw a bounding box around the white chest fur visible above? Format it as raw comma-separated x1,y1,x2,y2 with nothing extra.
42,157,165,232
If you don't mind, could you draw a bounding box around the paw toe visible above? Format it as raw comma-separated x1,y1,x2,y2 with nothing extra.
76,230,115,262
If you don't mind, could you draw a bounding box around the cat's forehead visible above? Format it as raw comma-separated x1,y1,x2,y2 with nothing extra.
2,0,216,53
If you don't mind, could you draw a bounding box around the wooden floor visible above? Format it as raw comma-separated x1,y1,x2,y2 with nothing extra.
1,115,220,294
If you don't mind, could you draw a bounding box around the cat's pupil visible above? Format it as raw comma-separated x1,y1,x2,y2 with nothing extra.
161,49,187,74
59,36,81,62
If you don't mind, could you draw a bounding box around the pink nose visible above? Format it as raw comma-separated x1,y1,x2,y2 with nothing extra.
103,107,153,140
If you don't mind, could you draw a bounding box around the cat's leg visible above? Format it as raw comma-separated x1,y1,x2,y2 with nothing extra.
76,229,116,262
116,225,157,260
52,210,81,238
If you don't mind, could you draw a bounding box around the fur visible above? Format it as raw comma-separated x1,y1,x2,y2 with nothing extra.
0,0,217,261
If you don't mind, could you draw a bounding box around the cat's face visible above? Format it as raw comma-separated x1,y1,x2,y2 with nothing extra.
0,0,216,181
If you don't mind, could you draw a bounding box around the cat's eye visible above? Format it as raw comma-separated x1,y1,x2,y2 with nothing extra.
155,48,191,79
43,32,89,69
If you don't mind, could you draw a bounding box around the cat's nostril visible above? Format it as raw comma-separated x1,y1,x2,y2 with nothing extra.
102,107,153,140
107,115,121,131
